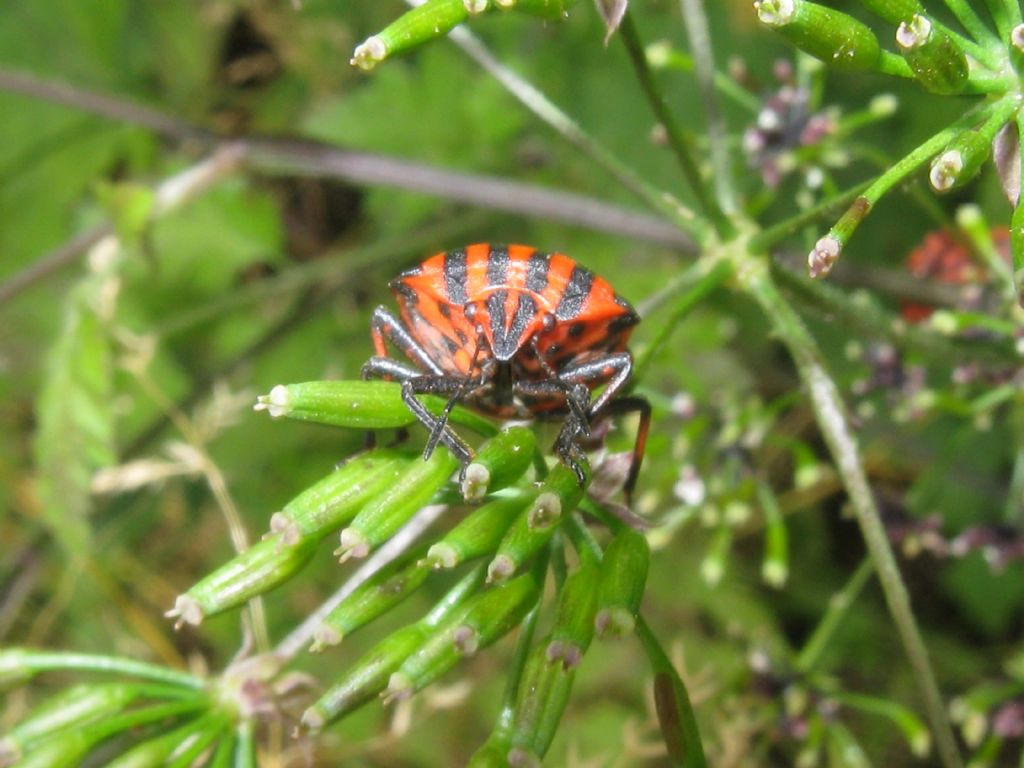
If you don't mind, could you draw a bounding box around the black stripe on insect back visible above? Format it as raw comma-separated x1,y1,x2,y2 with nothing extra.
508,292,538,346
486,244,509,288
525,250,549,294
444,249,468,304
555,266,594,320
486,289,516,360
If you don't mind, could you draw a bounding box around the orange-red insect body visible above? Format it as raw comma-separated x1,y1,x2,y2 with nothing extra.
363,243,649,498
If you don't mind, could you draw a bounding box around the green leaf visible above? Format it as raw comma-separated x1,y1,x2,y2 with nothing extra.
34,269,118,554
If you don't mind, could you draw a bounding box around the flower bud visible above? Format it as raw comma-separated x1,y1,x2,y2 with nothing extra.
1,683,140,760
425,493,534,569
754,0,882,71
929,130,990,192
461,426,536,501
385,574,540,702
255,380,494,436
168,535,319,626
351,0,471,71
350,0,573,71
335,449,458,562
895,15,968,95
508,639,576,759
546,562,600,669
312,554,433,650
268,448,412,545
486,461,589,583
594,529,650,637
105,714,220,768
303,624,428,729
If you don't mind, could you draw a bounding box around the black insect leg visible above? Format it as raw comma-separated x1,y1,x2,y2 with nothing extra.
362,309,472,464
400,377,475,467
557,352,634,416
536,352,646,499
594,395,651,505
512,377,593,487
367,306,445,376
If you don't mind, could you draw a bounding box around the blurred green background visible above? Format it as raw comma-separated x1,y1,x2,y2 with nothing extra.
1,0,1022,765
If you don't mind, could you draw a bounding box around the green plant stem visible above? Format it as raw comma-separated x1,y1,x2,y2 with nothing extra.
486,549,548,748
981,0,1015,41
877,51,915,78
273,503,449,661
564,515,707,767
1,648,205,688
678,0,737,216
420,14,711,246
618,13,731,240
749,182,869,252
771,261,1018,366
938,0,1003,48
828,98,1015,250
633,258,734,381
738,262,963,768
795,558,874,675
636,617,708,768
235,719,256,768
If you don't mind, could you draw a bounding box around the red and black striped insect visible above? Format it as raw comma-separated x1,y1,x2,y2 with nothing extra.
362,243,650,499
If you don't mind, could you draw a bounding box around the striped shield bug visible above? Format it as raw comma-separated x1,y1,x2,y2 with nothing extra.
362,243,650,500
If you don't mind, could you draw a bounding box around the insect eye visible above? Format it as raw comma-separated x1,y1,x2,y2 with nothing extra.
541,313,556,332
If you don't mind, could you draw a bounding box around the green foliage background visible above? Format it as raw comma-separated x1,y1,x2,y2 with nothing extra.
1,0,1022,765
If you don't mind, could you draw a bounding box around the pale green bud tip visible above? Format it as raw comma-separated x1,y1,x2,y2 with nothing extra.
645,41,672,68
754,0,796,26
464,0,490,13
351,36,387,71
335,528,370,562
762,559,788,587
594,607,636,637
301,707,325,732
896,14,932,50
425,542,459,569
808,235,842,278
701,557,725,586
911,731,931,757
487,554,516,583
165,594,204,628
453,624,481,655
954,204,983,228
253,384,291,418
724,501,751,524
382,673,414,704
962,710,987,747
929,150,963,191
495,0,516,7
928,310,959,335
461,463,491,502
795,463,823,488
1012,24,1024,52
527,492,562,528
310,625,343,652
869,93,898,117
545,639,583,670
